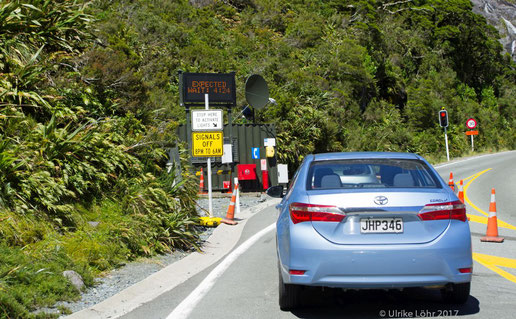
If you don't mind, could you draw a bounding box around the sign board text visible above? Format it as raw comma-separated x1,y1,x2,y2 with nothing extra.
181,73,236,105
191,109,223,131
192,132,223,157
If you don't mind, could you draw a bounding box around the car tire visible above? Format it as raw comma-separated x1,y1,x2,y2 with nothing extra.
441,282,470,304
278,271,301,311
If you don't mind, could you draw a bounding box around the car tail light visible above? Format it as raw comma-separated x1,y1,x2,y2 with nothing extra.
459,267,472,273
418,200,467,222
289,203,345,224
289,270,306,275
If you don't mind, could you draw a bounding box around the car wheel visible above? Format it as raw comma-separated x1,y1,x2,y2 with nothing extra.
278,270,301,311
441,282,470,304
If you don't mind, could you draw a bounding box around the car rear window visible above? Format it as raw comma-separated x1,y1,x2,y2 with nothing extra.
306,159,441,190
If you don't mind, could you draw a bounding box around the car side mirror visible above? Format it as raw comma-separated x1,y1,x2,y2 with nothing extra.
266,185,284,198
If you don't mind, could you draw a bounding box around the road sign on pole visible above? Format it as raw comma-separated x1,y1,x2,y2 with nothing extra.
192,132,223,157
191,109,223,131
466,118,478,151
466,118,477,129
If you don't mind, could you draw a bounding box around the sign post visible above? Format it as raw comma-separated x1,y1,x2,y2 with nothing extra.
466,118,477,151
189,94,224,217
205,95,213,216
205,95,214,216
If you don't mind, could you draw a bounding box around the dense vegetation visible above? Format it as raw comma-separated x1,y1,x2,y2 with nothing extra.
0,0,514,317
0,1,200,317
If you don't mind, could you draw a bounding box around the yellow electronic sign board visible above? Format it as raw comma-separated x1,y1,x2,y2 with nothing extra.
192,132,223,157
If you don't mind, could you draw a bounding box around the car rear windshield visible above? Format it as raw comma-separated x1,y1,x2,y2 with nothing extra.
306,159,441,190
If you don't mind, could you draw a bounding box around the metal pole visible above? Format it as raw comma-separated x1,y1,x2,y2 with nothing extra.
228,106,233,191
471,134,474,152
234,177,240,215
444,127,450,161
205,94,213,217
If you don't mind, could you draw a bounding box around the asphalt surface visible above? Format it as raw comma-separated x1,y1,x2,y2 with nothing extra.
93,151,516,319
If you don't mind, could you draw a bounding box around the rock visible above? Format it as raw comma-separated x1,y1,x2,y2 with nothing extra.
471,0,516,61
188,0,215,8
87,221,100,228
63,270,84,291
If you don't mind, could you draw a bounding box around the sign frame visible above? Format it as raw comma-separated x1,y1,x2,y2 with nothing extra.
192,132,224,157
191,109,223,131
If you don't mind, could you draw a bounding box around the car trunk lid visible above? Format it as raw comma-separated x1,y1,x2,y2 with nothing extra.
307,189,451,245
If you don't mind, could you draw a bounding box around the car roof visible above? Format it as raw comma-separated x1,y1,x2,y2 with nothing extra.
311,152,422,161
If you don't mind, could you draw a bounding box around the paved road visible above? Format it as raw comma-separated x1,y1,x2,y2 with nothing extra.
123,151,516,319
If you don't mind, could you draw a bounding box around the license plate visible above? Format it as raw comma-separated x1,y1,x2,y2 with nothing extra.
360,218,403,233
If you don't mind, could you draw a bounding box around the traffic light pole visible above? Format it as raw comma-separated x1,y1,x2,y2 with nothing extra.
444,127,450,162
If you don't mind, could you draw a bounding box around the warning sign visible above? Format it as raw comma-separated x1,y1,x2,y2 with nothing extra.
192,132,223,157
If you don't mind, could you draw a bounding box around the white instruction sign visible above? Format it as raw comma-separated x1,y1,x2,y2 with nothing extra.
277,164,288,184
264,138,276,147
222,144,233,163
191,109,223,131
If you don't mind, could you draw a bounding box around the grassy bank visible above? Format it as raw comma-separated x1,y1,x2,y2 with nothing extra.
1,175,201,318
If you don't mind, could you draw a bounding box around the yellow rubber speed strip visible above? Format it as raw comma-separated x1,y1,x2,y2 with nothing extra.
463,169,516,230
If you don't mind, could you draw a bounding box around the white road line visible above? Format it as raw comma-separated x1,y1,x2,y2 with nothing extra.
167,222,276,319
434,151,515,169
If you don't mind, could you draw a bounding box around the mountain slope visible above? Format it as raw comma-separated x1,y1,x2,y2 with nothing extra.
472,0,516,60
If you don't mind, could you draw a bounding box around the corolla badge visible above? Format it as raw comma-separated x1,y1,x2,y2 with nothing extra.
374,196,388,205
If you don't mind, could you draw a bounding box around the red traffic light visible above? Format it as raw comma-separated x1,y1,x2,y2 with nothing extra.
439,110,448,128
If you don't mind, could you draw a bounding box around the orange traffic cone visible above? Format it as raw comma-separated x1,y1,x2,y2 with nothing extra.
458,180,464,203
448,172,455,191
198,168,207,195
221,183,238,225
480,188,504,243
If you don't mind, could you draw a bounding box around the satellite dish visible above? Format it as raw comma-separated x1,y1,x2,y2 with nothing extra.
245,74,269,110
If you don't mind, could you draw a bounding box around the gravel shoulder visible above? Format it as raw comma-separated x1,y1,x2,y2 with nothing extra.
37,193,268,317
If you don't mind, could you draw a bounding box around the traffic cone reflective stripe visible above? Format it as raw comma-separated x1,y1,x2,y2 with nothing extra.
458,180,464,203
489,190,496,216
199,168,207,194
448,172,454,191
481,188,504,243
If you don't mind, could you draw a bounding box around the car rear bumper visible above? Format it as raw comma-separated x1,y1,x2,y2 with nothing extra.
278,221,472,289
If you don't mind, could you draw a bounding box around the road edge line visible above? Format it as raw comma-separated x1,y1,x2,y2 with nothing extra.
66,198,281,319
434,150,516,169
167,223,276,319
